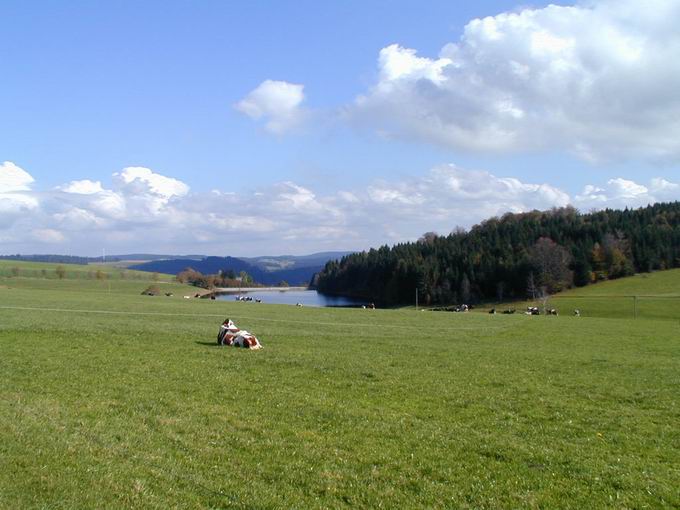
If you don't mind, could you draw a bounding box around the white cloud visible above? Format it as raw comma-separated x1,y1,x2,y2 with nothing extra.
235,80,306,134
351,0,680,161
2,161,679,254
31,229,65,243
377,44,452,84
58,179,105,194
0,162,39,229
1,161,35,191
575,176,680,209
364,165,570,234
113,167,189,199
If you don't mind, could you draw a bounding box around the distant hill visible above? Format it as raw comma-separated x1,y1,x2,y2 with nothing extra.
129,256,258,277
128,252,348,286
0,253,207,265
0,254,108,265
109,253,206,261
240,252,352,272
0,252,349,286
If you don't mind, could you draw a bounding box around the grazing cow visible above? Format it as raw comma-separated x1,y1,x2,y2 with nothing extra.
526,306,540,315
296,303,303,307
574,309,581,317
547,308,558,316
489,308,496,314
216,319,263,349
255,298,262,303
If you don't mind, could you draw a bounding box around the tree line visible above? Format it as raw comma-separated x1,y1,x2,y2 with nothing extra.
176,268,255,289
315,203,680,305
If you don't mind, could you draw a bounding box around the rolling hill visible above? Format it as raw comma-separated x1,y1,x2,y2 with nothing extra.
128,252,349,286
484,268,680,321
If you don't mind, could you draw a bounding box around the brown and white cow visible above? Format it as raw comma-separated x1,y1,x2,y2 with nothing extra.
217,319,263,349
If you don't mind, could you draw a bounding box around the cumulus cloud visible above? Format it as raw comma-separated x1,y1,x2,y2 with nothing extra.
235,80,307,134
3,160,680,254
0,161,39,229
364,165,570,235
58,179,105,194
575,176,680,209
351,0,680,161
112,167,189,199
1,161,35,191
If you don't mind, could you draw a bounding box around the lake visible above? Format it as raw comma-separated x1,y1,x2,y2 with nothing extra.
215,289,366,307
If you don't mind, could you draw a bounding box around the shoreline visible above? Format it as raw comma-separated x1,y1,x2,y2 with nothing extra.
212,286,309,293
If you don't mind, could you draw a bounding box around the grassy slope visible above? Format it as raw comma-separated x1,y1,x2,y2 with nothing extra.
0,259,176,282
483,269,680,320
1,271,679,508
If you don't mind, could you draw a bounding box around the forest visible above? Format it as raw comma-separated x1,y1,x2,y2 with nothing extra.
315,202,680,305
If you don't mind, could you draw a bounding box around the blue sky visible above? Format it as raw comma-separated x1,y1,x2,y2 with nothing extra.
2,0,680,255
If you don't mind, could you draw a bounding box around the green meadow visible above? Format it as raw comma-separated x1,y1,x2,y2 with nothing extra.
484,268,680,321
1,261,679,508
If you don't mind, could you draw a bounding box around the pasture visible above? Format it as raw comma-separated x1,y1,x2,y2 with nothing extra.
1,262,679,508
484,269,680,321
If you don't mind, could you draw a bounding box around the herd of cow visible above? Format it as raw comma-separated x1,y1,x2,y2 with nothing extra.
234,295,262,302
213,304,583,352
488,307,581,316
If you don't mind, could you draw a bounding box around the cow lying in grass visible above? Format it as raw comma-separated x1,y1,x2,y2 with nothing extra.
217,319,263,349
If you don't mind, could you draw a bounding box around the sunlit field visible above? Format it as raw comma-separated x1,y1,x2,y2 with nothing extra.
1,262,679,508
481,268,680,322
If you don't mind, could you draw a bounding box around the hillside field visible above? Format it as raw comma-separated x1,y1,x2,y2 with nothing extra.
482,268,680,321
1,262,679,508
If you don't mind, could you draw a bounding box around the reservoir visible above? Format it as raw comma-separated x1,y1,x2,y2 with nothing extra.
215,289,365,307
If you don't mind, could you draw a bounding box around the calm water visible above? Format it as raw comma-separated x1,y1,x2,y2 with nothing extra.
215,289,365,307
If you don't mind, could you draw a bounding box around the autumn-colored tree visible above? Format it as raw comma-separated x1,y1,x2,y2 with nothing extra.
529,237,573,293
603,233,634,279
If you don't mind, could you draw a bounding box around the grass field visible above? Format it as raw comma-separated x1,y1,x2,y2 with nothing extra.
0,259,175,283
481,269,680,321
1,262,679,508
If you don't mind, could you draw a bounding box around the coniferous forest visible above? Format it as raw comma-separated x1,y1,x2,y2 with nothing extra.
315,202,680,305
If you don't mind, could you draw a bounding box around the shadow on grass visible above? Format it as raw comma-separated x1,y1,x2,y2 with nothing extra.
195,341,220,347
